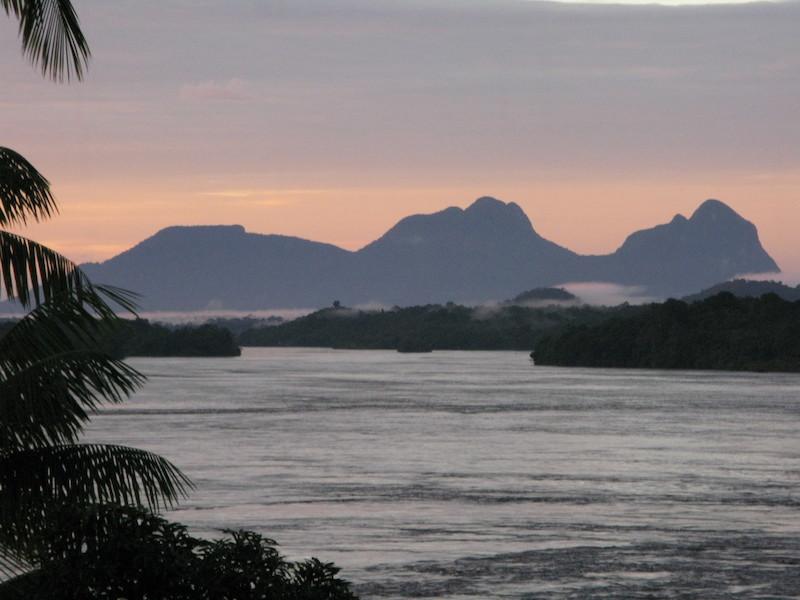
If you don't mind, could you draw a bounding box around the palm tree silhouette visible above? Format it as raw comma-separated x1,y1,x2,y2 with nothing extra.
0,1,191,579
2,0,89,81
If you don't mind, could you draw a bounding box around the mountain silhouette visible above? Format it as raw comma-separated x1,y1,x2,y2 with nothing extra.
80,197,779,310
580,199,780,297
350,197,579,305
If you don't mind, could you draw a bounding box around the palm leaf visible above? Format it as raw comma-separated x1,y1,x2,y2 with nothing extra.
0,350,143,450
0,569,36,598
0,546,29,583
0,292,136,368
1,0,89,81
0,146,137,314
0,230,138,311
0,444,193,553
0,230,82,307
0,147,57,228
0,443,192,512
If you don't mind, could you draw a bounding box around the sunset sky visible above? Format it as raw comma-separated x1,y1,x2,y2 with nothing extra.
2,0,799,277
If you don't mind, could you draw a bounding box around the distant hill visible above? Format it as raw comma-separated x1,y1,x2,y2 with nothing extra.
532,293,800,372
82,224,352,311
80,197,779,311
684,279,800,302
507,287,578,305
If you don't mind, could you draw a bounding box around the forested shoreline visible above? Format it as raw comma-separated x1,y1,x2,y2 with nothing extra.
9,292,798,373
238,303,622,351
532,293,800,372
101,319,241,358
1,319,240,358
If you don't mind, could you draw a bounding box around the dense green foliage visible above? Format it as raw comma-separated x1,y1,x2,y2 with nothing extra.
3,504,356,600
101,319,241,358
533,293,800,372
239,303,617,351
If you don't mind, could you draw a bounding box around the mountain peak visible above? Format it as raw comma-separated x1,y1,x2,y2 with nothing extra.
463,196,533,230
690,199,742,223
670,214,688,225
614,198,779,296
467,196,506,211
466,196,526,218
155,224,246,237
367,196,538,251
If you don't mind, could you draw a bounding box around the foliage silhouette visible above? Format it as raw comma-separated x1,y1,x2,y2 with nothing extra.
239,303,618,351
1,0,189,582
0,153,192,577
532,293,800,372
2,504,356,600
1,0,90,81
100,319,241,358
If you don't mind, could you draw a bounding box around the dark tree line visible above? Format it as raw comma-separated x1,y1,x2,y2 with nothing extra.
1,319,241,358
238,303,617,351
533,293,800,372
3,505,355,600
100,319,241,358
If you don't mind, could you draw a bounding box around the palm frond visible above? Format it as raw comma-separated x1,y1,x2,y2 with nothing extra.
0,443,192,512
0,504,190,588
0,569,38,597
0,230,81,307
0,147,57,228
0,546,29,584
0,293,136,369
0,350,143,450
0,444,193,551
0,231,138,311
1,0,89,82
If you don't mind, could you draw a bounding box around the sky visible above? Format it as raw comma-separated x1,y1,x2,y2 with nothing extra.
2,0,799,276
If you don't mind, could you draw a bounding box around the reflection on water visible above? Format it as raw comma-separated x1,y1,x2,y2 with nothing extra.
84,348,800,598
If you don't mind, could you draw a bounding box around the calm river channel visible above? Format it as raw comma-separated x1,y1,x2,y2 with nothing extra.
85,348,800,598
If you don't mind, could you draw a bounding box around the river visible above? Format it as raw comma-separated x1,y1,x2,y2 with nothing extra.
84,348,800,598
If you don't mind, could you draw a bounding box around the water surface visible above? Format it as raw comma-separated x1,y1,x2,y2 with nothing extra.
85,348,800,598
